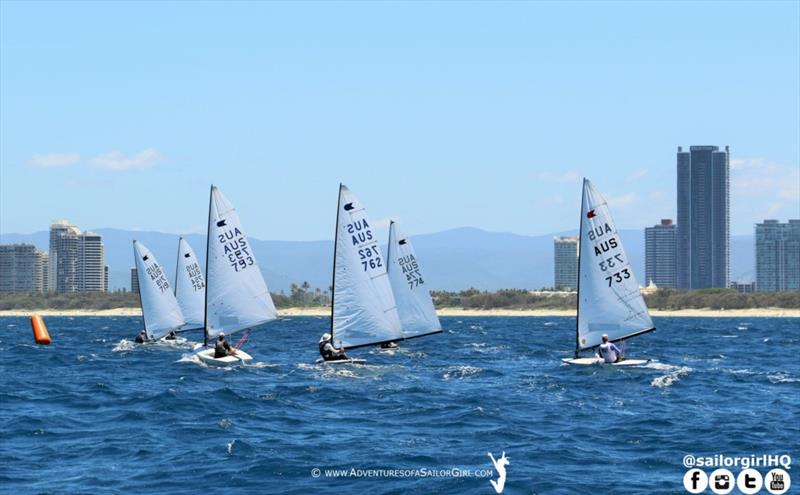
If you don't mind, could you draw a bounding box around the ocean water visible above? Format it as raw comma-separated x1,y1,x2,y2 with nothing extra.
0,316,797,495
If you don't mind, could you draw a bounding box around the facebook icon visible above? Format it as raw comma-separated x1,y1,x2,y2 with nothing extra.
684,469,708,494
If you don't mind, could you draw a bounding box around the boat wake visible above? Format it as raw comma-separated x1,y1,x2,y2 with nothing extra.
443,365,483,380
113,340,136,352
648,362,692,388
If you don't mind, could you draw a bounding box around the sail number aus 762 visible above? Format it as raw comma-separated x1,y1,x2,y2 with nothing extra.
605,268,631,287
358,246,383,272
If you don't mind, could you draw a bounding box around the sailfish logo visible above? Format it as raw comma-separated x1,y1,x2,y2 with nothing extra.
184,253,191,258
586,209,596,218
488,451,509,493
216,219,227,227
344,202,354,211
142,255,149,261
399,239,408,245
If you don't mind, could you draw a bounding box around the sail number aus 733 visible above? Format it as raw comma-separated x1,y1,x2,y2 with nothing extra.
605,268,631,287
598,254,624,271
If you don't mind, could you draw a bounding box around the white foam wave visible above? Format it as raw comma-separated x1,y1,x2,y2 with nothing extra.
650,365,692,388
113,340,136,352
443,365,483,380
768,372,800,384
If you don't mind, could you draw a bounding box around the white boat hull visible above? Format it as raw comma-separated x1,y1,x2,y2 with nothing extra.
562,357,650,366
196,348,253,366
315,357,367,365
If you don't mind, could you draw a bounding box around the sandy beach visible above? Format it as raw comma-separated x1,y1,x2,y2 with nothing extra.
0,307,798,318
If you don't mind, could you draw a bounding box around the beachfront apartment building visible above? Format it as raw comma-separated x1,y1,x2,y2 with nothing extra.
131,267,139,294
0,243,48,293
554,236,579,290
48,220,107,293
756,219,800,292
645,219,677,288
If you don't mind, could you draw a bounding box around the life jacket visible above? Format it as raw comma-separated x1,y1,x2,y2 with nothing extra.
319,340,334,360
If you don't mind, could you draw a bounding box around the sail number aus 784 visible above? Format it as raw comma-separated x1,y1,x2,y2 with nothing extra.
605,268,631,287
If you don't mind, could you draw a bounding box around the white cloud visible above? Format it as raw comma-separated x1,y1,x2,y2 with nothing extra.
731,157,799,201
532,171,581,182
606,193,636,207
29,152,81,167
90,148,164,171
626,169,648,183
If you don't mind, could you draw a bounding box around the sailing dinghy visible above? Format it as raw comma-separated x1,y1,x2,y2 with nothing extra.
317,184,403,365
133,240,186,341
195,186,278,366
174,237,205,333
386,220,442,344
562,179,654,366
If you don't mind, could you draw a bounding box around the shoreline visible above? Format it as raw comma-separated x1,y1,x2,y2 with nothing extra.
0,307,798,318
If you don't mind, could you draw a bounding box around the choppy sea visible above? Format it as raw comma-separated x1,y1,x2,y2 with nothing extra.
0,316,797,494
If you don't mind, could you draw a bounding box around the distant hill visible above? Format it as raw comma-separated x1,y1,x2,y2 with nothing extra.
1,227,755,292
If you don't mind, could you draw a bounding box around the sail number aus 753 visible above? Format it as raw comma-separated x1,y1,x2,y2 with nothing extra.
605,268,631,287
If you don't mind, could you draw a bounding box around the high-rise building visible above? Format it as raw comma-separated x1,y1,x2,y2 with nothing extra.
49,220,81,292
48,220,106,293
645,219,677,288
131,267,139,294
104,266,109,292
554,236,579,290
676,145,730,289
78,231,105,292
0,244,48,293
756,220,800,292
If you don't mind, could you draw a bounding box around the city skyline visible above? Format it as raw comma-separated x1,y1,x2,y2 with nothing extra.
1,2,798,240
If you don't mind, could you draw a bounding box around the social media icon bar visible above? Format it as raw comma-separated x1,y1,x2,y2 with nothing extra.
709,469,735,495
684,469,708,494
765,468,791,495
737,469,763,495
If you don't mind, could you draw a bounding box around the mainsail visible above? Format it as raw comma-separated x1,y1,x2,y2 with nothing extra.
331,184,402,349
133,240,185,339
174,237,205,329
576,178,654,354
386,221,442,339
204,186,277,342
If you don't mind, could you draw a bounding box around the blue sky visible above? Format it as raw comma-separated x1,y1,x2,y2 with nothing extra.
1,1,798,239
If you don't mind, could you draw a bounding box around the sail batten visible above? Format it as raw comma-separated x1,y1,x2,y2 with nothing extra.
133,241,185,339
204,186,277,339
386,221,442,339
576,179,654,352
332,185,402,349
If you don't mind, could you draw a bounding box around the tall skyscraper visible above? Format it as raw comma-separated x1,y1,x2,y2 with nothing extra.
0,244,48,293
48,220,106,293
131,267,139,294
756,219,800,292
645,219,677,288
49,220,81,292
554,236,579,290
78,231,105,292
676,145,730,289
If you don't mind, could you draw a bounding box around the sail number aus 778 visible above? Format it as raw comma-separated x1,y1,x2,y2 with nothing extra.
605,268,631,287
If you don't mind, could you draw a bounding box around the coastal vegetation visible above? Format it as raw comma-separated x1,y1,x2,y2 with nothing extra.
0,287,797,311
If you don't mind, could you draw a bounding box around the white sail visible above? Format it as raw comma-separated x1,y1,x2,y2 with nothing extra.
133,240,185,339
576,178,654,352
386,221,442,339
332,184,402,349
205,186,277,339
174,237,205,329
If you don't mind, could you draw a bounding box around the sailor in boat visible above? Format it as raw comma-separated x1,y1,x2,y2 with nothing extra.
380,341,398,349
134,330,148,344
597,334,624,363
319,333,348,361
164,330,177,341
214,332,237,358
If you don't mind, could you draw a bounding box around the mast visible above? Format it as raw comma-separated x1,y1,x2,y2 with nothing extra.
329,183,343,341
203,186,213,347
133,240,148,337
386,220,394,276
174,237,181,297
574,179,586,358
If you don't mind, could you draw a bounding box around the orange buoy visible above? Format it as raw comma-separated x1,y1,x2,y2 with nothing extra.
31,314,51,345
